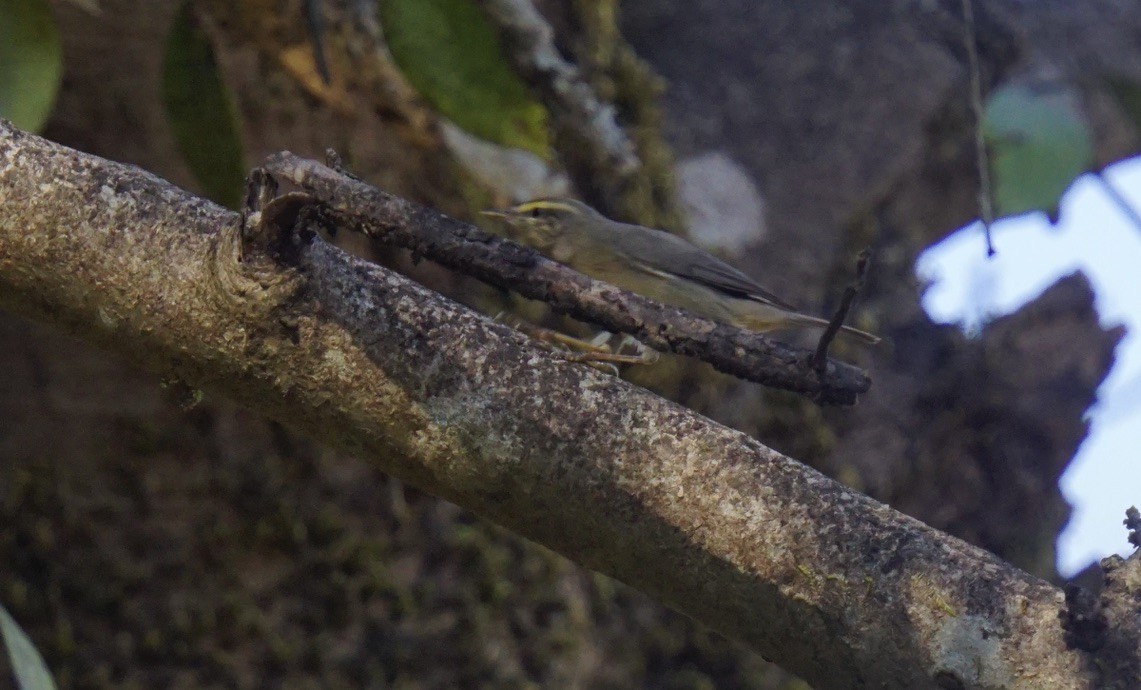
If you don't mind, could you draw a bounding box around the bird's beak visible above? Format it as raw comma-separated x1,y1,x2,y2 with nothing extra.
480,209,510,219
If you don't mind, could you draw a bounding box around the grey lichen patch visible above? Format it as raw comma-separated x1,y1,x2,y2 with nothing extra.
929,613,1017,689
421,390,525,491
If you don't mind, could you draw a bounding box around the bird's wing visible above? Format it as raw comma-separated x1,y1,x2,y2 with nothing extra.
615,225,797,310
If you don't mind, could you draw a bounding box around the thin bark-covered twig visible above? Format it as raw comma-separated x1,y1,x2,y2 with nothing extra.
811,248,871,377
0,121,1114,689
260,152,871,405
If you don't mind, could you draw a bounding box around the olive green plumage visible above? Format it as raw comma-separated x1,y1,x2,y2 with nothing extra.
483,198,879,345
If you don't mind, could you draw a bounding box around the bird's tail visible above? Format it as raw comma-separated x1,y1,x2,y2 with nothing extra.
786,313,881,345
731,301,881,345
838,324,881,345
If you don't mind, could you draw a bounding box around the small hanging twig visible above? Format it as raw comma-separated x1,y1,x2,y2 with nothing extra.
812,248,872,377
1095,171,1141,236
961,0,997,257
302,0,331,85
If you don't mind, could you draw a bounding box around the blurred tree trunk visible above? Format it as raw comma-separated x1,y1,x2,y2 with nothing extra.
2,0,1137,687
619,0,1134,579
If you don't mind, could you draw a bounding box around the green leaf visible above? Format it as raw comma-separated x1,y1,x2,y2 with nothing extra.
0,603,57,690
982,79,1094,219
0,0,63,132
162,3,245,209
380,0,550,158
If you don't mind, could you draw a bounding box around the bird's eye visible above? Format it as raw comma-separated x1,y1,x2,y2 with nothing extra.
529,208,541,218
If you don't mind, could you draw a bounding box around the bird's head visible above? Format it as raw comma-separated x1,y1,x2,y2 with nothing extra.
481,198,595,252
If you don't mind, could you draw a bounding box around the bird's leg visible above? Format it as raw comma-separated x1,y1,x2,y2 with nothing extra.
564,331,660,367
493,314,658,372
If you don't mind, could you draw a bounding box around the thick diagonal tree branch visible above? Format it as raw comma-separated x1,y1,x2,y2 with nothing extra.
260,152,869,405
0,122,1123,688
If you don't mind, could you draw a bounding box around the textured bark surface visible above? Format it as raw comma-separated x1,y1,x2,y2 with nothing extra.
1,0,1138,687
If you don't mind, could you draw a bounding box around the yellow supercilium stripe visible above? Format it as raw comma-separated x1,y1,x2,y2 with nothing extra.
512,200,580,215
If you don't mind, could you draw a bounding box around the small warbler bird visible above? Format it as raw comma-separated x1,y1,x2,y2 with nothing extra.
482,198,880,345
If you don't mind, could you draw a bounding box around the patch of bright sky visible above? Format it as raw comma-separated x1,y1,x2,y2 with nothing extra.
916,156,1141,577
